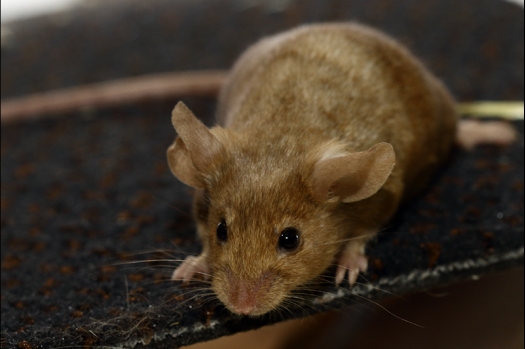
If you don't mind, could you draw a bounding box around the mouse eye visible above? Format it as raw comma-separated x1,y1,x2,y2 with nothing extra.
278,227,300,252
216,220,228,243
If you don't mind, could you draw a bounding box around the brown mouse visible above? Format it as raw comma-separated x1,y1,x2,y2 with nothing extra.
166,23,516,316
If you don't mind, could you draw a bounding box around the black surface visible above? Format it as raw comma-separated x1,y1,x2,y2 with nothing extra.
1,101,523,348
1,0,524,348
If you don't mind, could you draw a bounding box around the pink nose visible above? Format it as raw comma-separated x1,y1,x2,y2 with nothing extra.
230,285,259,315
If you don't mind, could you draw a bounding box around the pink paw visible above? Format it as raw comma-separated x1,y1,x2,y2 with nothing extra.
335,242,368,286
171,254,210,282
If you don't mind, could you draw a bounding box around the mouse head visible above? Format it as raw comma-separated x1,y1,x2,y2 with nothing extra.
167,102,395,316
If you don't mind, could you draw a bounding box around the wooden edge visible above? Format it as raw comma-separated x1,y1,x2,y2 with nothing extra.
0,70,229,123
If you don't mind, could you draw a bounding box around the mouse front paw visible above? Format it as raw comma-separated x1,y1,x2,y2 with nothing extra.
171,254,210,282
335,241,368,286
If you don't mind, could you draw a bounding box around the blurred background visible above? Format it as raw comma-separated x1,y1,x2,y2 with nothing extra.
2,0,524,101
2,0,79,23
2,0,523,23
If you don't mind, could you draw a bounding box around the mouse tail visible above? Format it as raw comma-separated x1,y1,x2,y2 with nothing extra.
456,119,518,150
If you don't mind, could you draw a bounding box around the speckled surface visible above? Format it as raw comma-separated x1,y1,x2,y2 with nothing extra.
1,0,524,348
1,101,523,348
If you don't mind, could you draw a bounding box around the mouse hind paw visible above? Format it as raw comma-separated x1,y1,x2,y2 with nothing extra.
171,254,210,282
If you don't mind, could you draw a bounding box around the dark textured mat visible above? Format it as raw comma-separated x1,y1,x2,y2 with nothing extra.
1,0,524,348
1,101,523,348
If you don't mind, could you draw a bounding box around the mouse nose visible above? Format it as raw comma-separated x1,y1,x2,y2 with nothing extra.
230,284,259,315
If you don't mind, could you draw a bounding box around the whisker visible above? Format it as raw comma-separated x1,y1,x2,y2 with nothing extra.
309,271,408,303
136,277,213,288
163,290,211,307
282,297,316,318
113,248,183,258
152,194,193,219
195,295,221,308
319,232,377,246
108,258,187,266
275,302,299,320
354,273,407,301
352,293,423,328
126,292,152,307
173,292,218,309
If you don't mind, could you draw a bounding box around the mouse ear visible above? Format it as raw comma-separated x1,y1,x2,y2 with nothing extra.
310,142,396,203
167,102,223,188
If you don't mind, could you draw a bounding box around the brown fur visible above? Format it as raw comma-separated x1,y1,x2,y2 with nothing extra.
167,23,458,315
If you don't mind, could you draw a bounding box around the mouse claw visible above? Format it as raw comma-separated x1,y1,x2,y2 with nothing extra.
172,254,210,282
335,241,368,286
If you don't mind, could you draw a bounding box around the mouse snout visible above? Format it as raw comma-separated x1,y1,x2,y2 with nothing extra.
220,271,278,316
230,274,270,315
229,284,258,315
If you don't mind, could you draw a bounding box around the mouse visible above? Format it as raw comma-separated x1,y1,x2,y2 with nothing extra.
166,23,516,316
